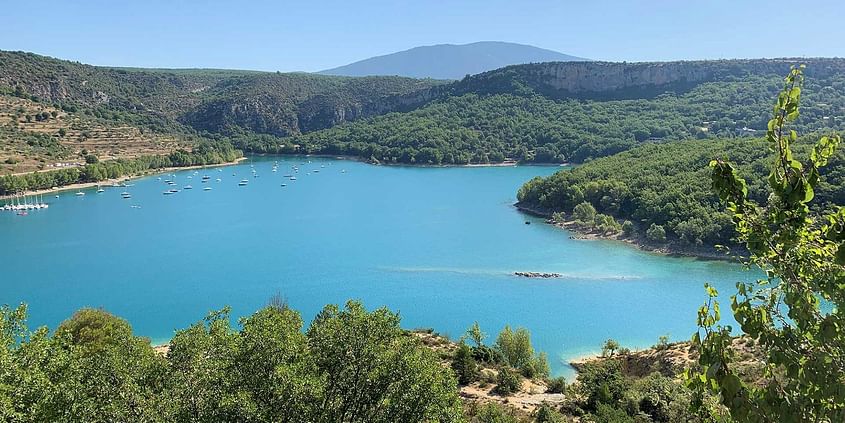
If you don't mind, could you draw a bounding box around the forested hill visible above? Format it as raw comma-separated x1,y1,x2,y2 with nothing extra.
270,59,845,164
516,137,845,249
0,51,443,138
3,51,845,167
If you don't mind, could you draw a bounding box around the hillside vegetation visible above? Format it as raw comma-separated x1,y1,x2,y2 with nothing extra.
0,51,442,140
265,60,845,164
516,137,845,248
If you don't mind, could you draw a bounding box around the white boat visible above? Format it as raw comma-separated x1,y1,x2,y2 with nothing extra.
75,192,85,196
281,183,287,187
216,178,221,182
203,187,212,191
238,179,249,186
184,185,193,190
290,176,297,181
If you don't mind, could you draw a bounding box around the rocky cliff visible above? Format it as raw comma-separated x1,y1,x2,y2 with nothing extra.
451,58,845,100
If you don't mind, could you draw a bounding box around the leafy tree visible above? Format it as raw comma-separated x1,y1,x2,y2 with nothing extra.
546,376,567,394
494,367,521,396
578,360,629,411
494,326,549,378
470,403,520,423
232,305,321,422
621,220,635,237
601,339,621,357
535,403,566,422
306,300,463,423
687,65,845,422
573,202,597,226
466,321,487,348
645,224,666,243
452,341,480,385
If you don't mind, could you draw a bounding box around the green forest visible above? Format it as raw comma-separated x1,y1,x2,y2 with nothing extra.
516,137,845,248
251,73,845,165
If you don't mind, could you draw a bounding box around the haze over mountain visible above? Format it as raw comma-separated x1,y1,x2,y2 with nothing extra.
319,41,587,80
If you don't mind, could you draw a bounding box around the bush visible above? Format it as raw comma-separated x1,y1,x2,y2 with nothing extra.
523,352,550,379
470,403,520,423
452,342,479,385
601,339,621,357
84,154,99,164
573,202,597,226
646,223,667,243
578,360,629,410
594,213,622,234
621,220,635,236
591,403,634,423
655,335,670,350
547,376,567,394
535,403,566,422
494,367,521,395
4,158,18,164
472,345,505,365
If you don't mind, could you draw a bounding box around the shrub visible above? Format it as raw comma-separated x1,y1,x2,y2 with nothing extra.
621,220,635,236
495,325,549,377
601,339,621,357
655,335,670,350
645,223,667,243
591,403,634,423
465,321,486,347
578,360,629,410
547,376,567,394
471,403,520,423
452,342,479,384
572,201,597,226
84,154,99,164
535,403,566,422
523,352,550,378
594,213,622,234
472,345,505,365
494,367,521,395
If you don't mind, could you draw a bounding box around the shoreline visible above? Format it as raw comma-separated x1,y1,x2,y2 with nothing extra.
1,157,246,201
247,152,567,169
515,202,736,261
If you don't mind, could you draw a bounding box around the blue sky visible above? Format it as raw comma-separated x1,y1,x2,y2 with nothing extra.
2,0,843,71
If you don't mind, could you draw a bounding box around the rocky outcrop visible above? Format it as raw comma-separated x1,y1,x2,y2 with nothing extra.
453,58,845,100
514,271,562,278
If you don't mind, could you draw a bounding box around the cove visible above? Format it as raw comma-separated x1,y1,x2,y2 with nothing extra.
0,155,755,376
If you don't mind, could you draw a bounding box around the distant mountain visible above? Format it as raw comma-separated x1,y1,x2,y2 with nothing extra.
319,41,587,80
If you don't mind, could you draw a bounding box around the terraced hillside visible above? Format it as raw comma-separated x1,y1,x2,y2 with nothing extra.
0,95,185,175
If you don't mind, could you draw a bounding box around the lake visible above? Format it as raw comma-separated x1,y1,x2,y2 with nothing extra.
0,155,754,376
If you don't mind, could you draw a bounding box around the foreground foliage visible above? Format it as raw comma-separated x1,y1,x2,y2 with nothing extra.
687,66,845,421
0,301,463,422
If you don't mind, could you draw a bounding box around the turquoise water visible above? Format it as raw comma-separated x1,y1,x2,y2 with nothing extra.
0,156,754,376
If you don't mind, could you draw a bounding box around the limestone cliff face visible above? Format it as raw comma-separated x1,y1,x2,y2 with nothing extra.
453,58,845,99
